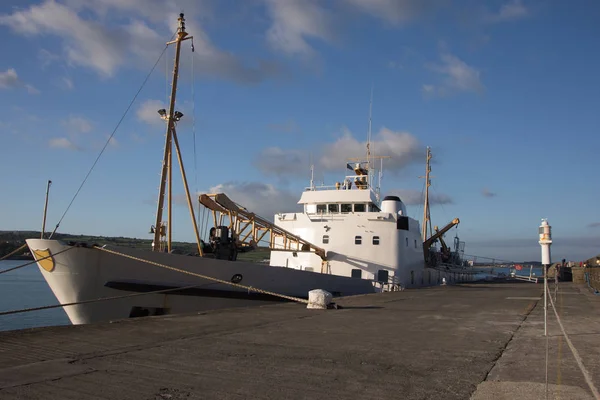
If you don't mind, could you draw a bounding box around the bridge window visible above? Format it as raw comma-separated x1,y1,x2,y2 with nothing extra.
328,204,339,213
354,204,365,212
368,204,381,212
355,236,362,245
372,236,380,245
406,237,408,247
415,239,417,248
351,269,362,278
317,204,326,213
341,204,352,213
322,235,329,244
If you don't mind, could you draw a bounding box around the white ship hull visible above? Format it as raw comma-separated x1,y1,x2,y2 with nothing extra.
26,239,378,325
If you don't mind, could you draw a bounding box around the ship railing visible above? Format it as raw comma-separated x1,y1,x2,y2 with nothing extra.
305,174,375,191
372,280,403,292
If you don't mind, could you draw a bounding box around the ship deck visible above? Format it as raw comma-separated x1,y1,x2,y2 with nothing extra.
1,281,599,399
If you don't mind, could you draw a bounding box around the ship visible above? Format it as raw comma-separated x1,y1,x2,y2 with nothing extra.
26,14,474,325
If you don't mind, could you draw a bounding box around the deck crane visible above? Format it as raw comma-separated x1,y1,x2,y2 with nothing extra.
423,218,460,264
198,193,327,261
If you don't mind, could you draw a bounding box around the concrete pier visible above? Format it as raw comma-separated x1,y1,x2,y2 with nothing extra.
1,282,598,399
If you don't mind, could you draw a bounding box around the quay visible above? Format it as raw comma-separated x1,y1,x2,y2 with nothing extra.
1,282,599,399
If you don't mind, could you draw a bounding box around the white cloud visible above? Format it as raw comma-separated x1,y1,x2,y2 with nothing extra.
254,126,422,178
254,147,309,178
263,0,442,57
202,181,301,221
25,84,40,94
264,0,334,57
62,115,93,134
0,68,40,94
426,53,484,95
486,0,529,23
62,77,74,90
343,0,442,25
422,84,435,94
38,49,60,68
108,136,119,148
49,137,80,150
137,99,166,127
482,188,496,198
319,126,421,171
387,189,453,206
0,0,281,82
0,68,20,88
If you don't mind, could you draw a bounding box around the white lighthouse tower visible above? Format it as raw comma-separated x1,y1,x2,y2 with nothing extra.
539,218,552,336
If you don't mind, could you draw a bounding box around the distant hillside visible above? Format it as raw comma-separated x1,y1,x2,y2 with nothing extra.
0,231,270,262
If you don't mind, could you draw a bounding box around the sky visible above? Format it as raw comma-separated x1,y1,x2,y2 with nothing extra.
1,0,599,263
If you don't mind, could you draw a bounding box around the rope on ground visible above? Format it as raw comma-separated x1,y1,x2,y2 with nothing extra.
94,246,309,304
0,284,211,317
0,243,27,261
547,283,600,399
0,247,74,275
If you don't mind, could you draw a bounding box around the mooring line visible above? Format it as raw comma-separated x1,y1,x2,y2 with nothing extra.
94,246,309,304
0,284,209,317
0,243,28,261
547,283,600,399
0,247,74,275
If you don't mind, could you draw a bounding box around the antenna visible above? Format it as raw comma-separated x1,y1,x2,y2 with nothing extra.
309,154,315,190
367,85,373,168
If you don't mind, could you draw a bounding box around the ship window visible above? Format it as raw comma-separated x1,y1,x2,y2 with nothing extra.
354,203,365,212
355,236,362,245
377,269,389,282
328,204,339,213
397,216,409,230
368,203,381,212
406,237,409,247
372,236,380,245
322,235,329,244
341,203,352,213
411,271,414,285
351,269,362,278
415,239,417,248
317,204,326,213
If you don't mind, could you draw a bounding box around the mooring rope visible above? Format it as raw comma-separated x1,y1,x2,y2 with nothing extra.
0,284,211,317
0,244,27,261
547,282,600,399
94,246,309,304
0,247,74,275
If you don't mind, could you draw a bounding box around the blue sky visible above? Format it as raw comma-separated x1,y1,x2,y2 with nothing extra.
1,0,599,262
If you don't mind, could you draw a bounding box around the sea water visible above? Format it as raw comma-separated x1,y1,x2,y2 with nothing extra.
0,260,70,332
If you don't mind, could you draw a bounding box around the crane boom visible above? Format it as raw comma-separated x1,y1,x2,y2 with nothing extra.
199,193,327,260
423,218,460,261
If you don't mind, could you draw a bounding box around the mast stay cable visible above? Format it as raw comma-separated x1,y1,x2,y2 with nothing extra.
49,33,177,239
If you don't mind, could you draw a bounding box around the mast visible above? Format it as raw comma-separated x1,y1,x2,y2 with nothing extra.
41,180,52,239
153,14,202,255
421,147,432,241
367,86,373,187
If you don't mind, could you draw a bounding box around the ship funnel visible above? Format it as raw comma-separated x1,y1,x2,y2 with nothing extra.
381,195,406,215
